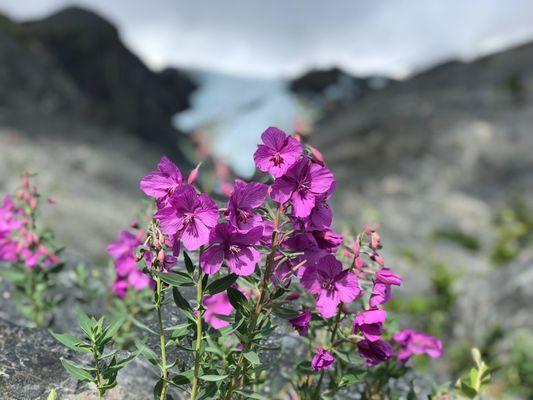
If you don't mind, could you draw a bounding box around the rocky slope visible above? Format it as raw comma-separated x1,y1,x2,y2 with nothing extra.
310,41,533,378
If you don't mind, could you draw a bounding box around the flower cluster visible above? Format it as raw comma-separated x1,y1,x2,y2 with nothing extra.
108,228,151,298
0,174,60,268
102,126,445,399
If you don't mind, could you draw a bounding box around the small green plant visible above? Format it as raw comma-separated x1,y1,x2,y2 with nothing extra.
52,309,138,399
0,173,64,327
455,348,492,399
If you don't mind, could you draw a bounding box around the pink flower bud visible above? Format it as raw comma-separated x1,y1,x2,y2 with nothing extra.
158,249,166,264
187,162,202,185
29,197,37,209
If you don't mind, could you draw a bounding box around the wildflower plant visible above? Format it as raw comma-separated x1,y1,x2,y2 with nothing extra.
0,173,63,326
52,309,138,399
49,126,451,399
95,126,443,400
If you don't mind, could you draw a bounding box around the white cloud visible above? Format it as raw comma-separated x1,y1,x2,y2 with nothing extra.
1,0,533,78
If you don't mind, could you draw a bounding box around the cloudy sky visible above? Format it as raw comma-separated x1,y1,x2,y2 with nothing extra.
1,0,533,78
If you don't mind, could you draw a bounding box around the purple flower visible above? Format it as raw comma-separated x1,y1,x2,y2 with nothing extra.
393,330,443,363
107,230,140,261
253,127,302,178
376,268,403,286
357,339,394,366
312,229,343,254
0,196,22,234
140,156,183,201
128,268,153,291
155,185,219,251
289,310,312,336
306,182,336,230
301,255,360,318
270,158,334,218
203,291,234,329
353,309,387,342
201,223,263,276
226,179,268,231
311,347,335,371
0,235,18,262
283,233,329,277
369,282,392,307
112,279,129,299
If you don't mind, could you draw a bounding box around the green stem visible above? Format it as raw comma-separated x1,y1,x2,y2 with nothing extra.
92,347,103,399
190,268,204,400
224,206,281,399
155,276,168,400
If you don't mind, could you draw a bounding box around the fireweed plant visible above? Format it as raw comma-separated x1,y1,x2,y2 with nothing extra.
0,173,63,327
82,127,443,400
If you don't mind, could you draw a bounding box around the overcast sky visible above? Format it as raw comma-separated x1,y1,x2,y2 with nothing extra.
1,0,533,78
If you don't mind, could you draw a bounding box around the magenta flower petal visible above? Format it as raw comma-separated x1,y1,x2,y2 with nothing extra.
203,291,234,329
357,339,393,366
156,185,219,251
376,268,403,286
353,309,387,342
289,310,312,336
270,158,334,218
201,244,225,275
392,330,443,362
140,156,183,200
369,282,392,307
227,180,268,231
201,223,262,276
253,127,302,177
311,347,335,371
301,255,359,318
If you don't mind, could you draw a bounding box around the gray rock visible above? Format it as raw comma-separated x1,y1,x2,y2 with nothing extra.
0,318,158,400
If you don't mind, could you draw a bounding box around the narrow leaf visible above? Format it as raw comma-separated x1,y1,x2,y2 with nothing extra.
61,359,94,382
199,374,228,382
184,251,195,274
243,351,260,366
205,274,238,296
155,271,194,287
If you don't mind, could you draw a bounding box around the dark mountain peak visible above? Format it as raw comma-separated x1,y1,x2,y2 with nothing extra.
24,6,118,38
17,6,196,151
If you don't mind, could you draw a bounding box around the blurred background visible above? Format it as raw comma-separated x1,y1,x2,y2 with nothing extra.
0,0,532,396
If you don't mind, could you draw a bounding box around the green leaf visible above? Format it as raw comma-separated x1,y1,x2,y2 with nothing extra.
60,359,94,382
129,316,157,335
243,351,260,366
171,370,194,386
135,341,160,368
102,316,126,342
75,308,93,339
172,287,193,313
184,251,195,274
205,274,238,296
155,271,194,287
106,351,139,373
50,332,90,353
271,306,300,320
227,287,248,311
199,374,228,382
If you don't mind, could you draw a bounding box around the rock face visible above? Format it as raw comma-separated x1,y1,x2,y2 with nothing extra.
22,7,196,148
